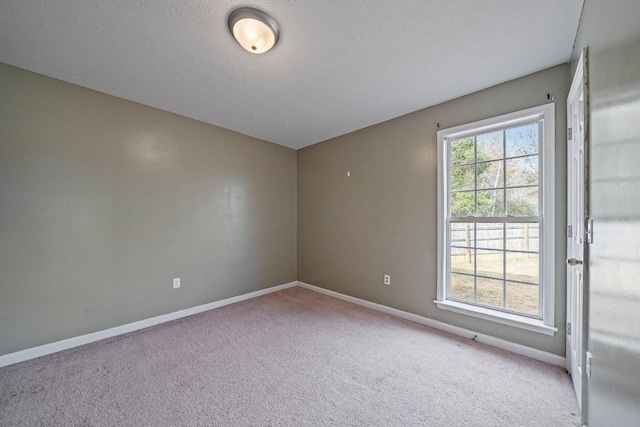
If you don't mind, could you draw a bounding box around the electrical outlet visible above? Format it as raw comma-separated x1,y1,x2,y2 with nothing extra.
173,278,181,289
384,274,391,285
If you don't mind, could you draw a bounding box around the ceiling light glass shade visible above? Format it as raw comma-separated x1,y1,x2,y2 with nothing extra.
228,7,280,54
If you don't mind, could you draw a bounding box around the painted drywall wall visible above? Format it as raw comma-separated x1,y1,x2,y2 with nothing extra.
571,0,640,424
298,64,569,356
0,63,297,356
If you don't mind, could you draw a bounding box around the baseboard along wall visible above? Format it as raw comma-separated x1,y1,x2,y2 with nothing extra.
0,280,565,368
297,282,566,367
0,282,298,368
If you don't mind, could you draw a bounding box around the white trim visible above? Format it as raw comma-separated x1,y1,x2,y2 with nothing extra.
437,126,446,302
0,281,297,368
436,103,556,330
541,102,556,326
1,280,565,369
444,113,544,140
439,104,552,138
297,281,565,367
434,300,557,336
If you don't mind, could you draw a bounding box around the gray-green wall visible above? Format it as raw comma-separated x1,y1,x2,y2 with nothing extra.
571,0,640,424
298,64,569,356
1,59,573,359
0,63,297,356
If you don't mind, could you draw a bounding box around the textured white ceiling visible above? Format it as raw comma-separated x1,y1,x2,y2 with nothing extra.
0,0,583,149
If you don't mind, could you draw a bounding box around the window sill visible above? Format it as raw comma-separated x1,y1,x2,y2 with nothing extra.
434,300,557,336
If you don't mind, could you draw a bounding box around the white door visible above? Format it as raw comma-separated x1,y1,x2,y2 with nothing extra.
566,52,586,407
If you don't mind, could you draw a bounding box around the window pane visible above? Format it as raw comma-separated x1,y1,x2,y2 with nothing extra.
506,123,538,157
506,223,539,251
477,277,504,308
477,249,504,279
476,223,503,250
451,247,474,275
450,137,475,165
477,160,504,189
476,130,503,161
506,155,538,187
450,222,475,248
506,282,539,317
506,187,538,216
451,191,475,217
505,252,539,284
450,273,474,302
477,189,503,217
451,164,475,191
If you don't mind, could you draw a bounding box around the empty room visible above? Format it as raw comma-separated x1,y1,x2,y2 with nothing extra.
1,1,639,426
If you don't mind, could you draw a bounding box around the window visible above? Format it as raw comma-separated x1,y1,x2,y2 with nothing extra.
436,104,557,335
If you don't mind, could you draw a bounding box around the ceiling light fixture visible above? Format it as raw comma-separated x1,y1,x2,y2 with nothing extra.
228,7,280,54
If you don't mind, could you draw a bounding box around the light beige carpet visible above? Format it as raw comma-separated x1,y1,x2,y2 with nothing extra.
0,287,580,426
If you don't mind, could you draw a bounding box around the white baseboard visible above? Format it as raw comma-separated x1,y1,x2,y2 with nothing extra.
297,281,566,367
0,281,297,368
1,280,565,369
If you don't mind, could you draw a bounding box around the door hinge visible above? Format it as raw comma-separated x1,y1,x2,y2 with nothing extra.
567,322,571,336
568,127,573,140
586,218,594,244
567,225,573,238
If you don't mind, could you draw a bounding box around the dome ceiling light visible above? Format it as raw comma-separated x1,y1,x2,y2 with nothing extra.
228,7,280,54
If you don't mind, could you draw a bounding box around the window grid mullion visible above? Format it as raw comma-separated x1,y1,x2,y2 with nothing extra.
452,183,538,195
503,223,507,309
446,138,452,301
537,119,544,317
502,129,507,309
473,135,478,304
473,222,478,304
449,216,540,223
474,135,478,217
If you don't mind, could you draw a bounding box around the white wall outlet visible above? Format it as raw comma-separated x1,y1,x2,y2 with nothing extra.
173,278,180,289
384,274,391,285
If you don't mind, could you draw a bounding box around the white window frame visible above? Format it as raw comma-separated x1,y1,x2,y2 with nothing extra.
436,103,557,336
